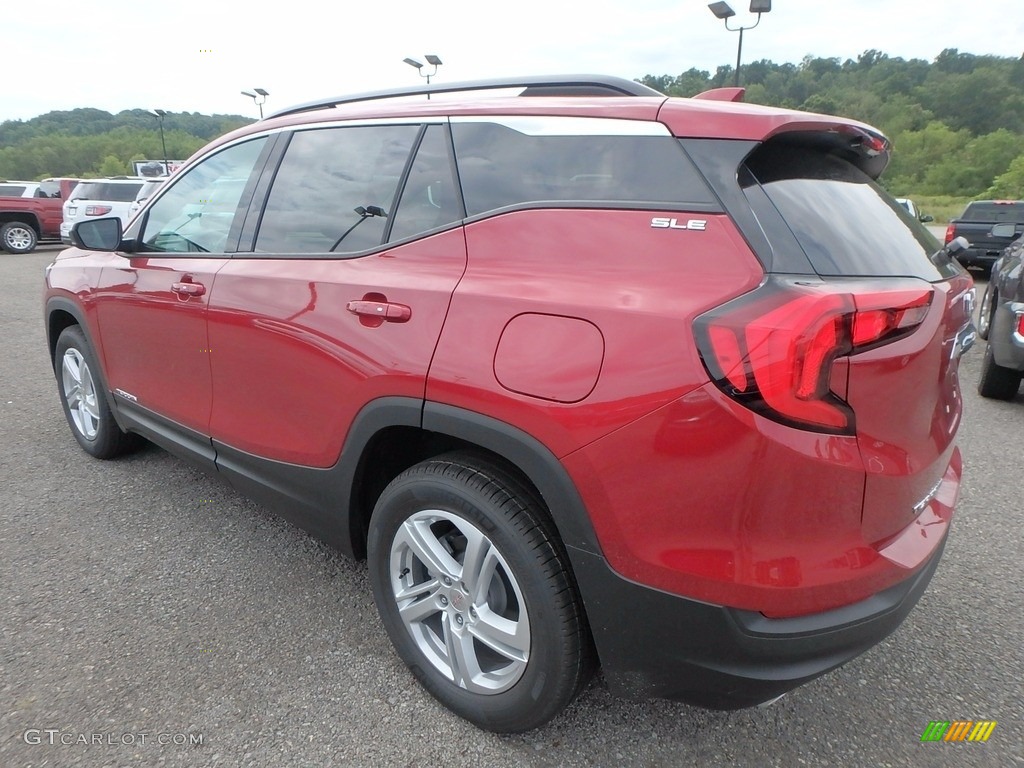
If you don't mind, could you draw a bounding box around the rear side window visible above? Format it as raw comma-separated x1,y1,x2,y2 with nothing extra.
0,184,27,196
451,118,715,216
255,125,420,254
960,202,1024,223
71,182,143,202
388,125,463,242
37,180,62,198
745,147,959,280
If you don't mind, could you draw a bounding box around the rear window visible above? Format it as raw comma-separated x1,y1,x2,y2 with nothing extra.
960,202,1024,223
745,147,959,281
451,118,715,216
71,182,144,202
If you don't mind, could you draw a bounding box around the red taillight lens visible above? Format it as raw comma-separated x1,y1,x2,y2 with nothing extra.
944,224,956,245
1015,312,1024,338
85,205,112,216
695,277,934,434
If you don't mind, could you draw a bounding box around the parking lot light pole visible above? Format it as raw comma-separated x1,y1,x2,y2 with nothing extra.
404,55,443,98
708,1,772,87
241,88,269,118
149,109,169,175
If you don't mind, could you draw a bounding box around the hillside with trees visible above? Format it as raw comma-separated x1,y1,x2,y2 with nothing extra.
640,48,1024,201
0,109,253,180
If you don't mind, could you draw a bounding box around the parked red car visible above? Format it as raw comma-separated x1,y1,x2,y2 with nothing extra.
0,177,79,253
44,76,975,732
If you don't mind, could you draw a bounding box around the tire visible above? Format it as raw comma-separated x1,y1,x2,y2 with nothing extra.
978,343,1022,400
54,325,141,458
1,221,38,253
367,452,594,733
977,283,996,341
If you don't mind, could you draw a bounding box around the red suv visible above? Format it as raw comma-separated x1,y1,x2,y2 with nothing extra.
44,76,975,732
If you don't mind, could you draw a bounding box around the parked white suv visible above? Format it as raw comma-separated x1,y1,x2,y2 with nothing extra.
61,178,146,244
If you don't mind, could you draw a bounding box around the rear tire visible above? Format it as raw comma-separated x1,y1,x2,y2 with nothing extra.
54,325,141,458
1,221,38,253
978,344,1022,400
367,452,594,733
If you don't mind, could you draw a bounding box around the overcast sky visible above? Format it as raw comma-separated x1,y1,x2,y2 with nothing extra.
6,0,1023,123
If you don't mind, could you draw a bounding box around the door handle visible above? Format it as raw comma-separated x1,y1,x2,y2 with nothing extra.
171,281,206,297
347,299,411,323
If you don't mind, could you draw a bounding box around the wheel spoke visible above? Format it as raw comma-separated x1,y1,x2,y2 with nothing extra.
395,580,442,625
396,518,459,579
460,527,497,602
470,608,530,663
443,615,485,692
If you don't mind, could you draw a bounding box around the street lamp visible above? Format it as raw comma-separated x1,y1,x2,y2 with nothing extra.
149,109,169,175
708,1,772,87
404,55,443,97
241,88,270,119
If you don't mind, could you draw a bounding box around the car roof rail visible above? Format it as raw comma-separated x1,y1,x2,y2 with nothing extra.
268,75,665,119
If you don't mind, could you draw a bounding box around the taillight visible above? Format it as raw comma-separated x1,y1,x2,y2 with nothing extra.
1015,311,1024,340
85,205,112,216
695,277,934,434
944,224,956,245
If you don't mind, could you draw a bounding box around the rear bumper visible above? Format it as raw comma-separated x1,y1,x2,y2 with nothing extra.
573,534,946,708
957,248,1001,268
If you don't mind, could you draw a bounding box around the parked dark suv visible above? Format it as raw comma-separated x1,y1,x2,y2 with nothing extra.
977,234,1024,399
44,76,976,733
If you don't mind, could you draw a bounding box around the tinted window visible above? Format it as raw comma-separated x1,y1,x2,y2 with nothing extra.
451,119,715,216
960,202,1024,223
71,182,144,202
140,138,266,253
255,125,419,254
746,148,959,281
389,125,463,242
37,180,62,198
0,185,27,196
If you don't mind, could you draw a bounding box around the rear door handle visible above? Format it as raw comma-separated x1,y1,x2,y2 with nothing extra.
171,281,206,297
347,300,411,323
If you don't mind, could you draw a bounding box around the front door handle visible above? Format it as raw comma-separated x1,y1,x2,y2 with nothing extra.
347,299,411,323
171,281,206,297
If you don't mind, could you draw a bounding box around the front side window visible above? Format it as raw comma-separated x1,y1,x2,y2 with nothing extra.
139,138,266,253
255,125,420,254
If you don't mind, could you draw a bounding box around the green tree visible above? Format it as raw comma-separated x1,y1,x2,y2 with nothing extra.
96,154,127,176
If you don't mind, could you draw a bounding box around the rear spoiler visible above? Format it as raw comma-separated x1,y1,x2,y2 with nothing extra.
693,87,746,102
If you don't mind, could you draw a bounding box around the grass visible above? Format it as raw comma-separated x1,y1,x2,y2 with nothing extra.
898,195,973,225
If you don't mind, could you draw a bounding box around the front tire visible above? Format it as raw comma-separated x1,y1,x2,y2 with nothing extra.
367,453,594,732
54,325,140,458
978,343,1022,400
1,221,38,253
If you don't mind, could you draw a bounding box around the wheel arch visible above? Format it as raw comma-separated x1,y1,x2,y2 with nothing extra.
45,297,123,425
0,213,41,233
344,400,604,564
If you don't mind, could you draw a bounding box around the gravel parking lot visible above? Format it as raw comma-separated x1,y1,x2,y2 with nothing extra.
2,245,1021,767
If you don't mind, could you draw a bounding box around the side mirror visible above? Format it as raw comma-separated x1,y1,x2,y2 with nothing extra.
991,223,1016,239
946,236,970,256
920,214,934,223
70,217,123,251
